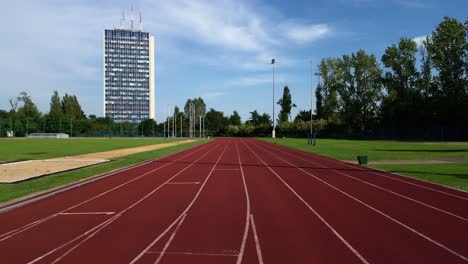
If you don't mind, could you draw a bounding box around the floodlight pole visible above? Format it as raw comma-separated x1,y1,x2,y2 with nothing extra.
313,71,323,146
310,61,313,144
271,58,276,138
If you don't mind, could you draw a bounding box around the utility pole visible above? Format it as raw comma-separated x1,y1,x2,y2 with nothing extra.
271,58,276,138
199,115,201,138
180,116,182,138
70,118,73,137
26,117,29,136
310,61,313,144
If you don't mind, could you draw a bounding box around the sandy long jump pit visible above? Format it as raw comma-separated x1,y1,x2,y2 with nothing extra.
0,139,195,183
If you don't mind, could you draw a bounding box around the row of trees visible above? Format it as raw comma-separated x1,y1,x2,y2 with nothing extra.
315,17,468,139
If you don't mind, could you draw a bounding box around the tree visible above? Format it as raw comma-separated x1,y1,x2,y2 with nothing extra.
246,110,261,126
229,111,242,125
294,110,311,122
15,92,42,135
47,90,63,132
426,17,468,127
138,119,156,136
184,97,206,127
205,108,229,135
277,85,296,123
62,94,85,120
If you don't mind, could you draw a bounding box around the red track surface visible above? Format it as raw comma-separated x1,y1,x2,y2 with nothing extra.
1,138,468,263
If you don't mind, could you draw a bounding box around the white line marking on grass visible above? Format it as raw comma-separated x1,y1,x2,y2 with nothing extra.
165,182,200,185
259,142,468,222
236,142,252,264
250,213,264,264
0,142,214,242
252,141,468,263
147,251,238,257
26,144,222,264
58,212,115,215
129,140,230,264
242,140,370,264
154,214,188,264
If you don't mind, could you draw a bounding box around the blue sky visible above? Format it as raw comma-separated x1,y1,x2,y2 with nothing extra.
1,0,466,123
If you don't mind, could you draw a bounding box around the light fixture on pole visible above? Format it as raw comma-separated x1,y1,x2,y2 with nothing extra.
271,58,276,139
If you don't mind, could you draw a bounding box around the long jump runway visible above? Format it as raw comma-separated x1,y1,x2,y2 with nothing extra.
0,139,467,263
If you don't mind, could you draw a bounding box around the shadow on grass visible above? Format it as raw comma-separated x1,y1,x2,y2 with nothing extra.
384,170,468,179
374,149,468,153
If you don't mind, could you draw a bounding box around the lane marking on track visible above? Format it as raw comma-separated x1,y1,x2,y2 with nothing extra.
26,144,223,264
0,142,215,242
165,182,200,185
264,141,468,200
58,212,115,215
215,168,240,171
250,213,264,264
259,142,468,222
147,251,238,257
154,214,188,264
235,142,253,264
129,140,230,264
242,140,370,264
251,141,468,263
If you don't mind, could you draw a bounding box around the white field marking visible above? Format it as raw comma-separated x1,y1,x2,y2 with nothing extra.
0,142,214,242
235,142,252,264
258,143,468,223
215,168,240,171
250,214,264,264
129,140,230,264
0,215,57,242
27,144,222,264
58,212,115,215
147,251,238,257
1,160,33,166
165,182,200,185
242,141,370,264
154,214,188,264
251,141,468,263
261,140,468,200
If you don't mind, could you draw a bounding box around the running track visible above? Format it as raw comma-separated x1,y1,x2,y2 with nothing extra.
1,138,468,263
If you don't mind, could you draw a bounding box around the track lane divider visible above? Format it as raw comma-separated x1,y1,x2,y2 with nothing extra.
250,140,468,262
26,143,223,264
235,142,254,264
129,140,230,264
0,141,215,242
241,140,370,264
257,141,468,222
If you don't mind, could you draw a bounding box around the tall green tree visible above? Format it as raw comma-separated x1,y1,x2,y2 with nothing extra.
229,111,242,125
277,85,296,123
15,92,42,135
47,90,63,132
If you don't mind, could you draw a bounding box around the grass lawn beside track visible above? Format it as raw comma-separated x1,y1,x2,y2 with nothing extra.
371,163,468,192
260,138,468,161
0,138,183,163
260,138,468,191
0,140,206,203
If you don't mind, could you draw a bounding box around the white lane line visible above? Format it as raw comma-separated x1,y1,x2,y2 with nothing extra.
154,214,188,264
263,140,468,200
130,140,230,264
26,144,222,264
235,142,252,264
215,168,240,171
58,212,115,215
0,142,214,242
165,182,200,185
250,214,264,264
242,141,370,264
252,141,468,263
147,251,238,257
259,142,468,222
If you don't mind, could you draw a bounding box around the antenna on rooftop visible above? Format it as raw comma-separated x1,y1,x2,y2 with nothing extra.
130,4,134,30
139,11,142,31
122,11,125,29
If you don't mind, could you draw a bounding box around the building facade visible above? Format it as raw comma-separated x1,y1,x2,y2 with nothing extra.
103,29,154,123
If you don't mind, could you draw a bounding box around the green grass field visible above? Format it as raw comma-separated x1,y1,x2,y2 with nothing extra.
372,163,468,191
261,138,468,161
0,140,206,203
0,138,184,163
260,138,468,191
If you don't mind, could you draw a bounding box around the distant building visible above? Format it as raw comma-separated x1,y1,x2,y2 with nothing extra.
103,28,154,123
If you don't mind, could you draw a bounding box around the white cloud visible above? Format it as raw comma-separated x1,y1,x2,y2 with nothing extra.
281,22,332,44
